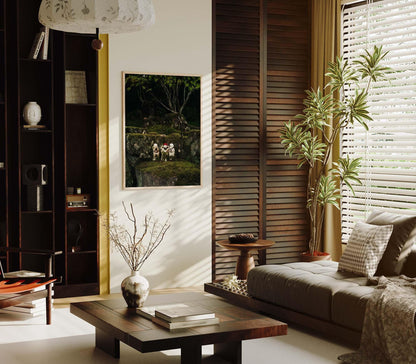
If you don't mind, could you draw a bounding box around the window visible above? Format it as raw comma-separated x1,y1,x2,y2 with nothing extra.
341,0,416,242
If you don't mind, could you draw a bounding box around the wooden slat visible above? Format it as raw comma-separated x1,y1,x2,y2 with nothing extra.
212,0,310,280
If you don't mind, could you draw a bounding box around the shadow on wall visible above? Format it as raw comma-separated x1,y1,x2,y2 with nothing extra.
109,188,212,291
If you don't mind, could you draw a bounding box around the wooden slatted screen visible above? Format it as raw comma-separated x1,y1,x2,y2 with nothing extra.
213,0,261,280
265,1,310,264
212,0,310,280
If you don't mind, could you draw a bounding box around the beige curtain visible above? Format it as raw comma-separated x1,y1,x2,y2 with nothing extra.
311,0,342,261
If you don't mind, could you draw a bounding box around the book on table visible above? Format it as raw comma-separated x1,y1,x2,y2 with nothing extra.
137,303,189,320
137,303,219,330
155,305,216,322
152,316,219,330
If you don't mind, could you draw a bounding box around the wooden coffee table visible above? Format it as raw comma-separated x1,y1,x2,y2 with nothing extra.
70,292,287,364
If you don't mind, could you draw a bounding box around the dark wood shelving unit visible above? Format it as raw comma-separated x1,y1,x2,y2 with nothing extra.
0,0,7,266
1,0,99,298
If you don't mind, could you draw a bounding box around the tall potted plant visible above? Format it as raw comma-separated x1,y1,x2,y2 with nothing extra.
280,46,389,259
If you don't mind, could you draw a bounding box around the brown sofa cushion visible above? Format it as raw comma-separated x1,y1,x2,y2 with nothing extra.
247,261,368,325
366,210,416,276
401,247,416,277
331,285,374,331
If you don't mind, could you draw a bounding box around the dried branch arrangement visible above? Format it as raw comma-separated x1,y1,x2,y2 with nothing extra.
108,202,174,272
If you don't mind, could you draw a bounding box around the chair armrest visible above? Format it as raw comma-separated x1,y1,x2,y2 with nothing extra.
0,247,62,280
0,247,62,256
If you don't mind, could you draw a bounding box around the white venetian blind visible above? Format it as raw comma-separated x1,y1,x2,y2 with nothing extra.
341,0,416,242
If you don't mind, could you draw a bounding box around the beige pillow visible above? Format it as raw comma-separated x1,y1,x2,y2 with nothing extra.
339,222,393,277
366,210,416,276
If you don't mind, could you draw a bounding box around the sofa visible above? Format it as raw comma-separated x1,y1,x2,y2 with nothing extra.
245,210,416,346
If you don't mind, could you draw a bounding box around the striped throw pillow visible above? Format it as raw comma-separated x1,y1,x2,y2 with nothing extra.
339,222,393,277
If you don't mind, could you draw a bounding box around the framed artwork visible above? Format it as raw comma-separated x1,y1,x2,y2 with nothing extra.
65,70,88,104
123,73,201,188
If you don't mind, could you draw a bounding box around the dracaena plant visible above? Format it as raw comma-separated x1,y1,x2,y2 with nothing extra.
280,45,389,255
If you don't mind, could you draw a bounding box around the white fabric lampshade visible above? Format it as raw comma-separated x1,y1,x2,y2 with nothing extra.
38,0,155,34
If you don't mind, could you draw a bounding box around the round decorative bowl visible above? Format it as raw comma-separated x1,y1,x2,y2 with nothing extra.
228,233,258,244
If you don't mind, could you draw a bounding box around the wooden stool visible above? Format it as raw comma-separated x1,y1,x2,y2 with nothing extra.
217,239,274,280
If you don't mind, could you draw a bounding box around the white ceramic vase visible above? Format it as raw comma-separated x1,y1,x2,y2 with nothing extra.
23,101,42,126
121,271,150,308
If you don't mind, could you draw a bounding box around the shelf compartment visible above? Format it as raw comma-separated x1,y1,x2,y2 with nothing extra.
17,0,45,59
20,132,52,164
21,213,53,249
66,106,97,209
67,253,98,285
21,186,53,212
21,212,54,272
19,61,53,129
65,34,96,105
54,282,99,298
67,212,98,253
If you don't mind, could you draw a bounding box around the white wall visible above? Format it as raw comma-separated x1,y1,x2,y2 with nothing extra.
108,0,212,291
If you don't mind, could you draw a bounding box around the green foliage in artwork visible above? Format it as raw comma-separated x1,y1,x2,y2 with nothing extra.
147,124,179,135
124,74,201,129
138,161,200,186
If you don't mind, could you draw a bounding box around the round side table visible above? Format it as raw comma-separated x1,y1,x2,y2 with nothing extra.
217,239,274,280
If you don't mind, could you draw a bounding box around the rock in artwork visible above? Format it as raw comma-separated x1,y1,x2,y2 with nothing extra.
124,74,201,187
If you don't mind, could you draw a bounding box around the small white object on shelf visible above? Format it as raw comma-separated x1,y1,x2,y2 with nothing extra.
28,31,45,59
40,26,49,60
22,101,42,126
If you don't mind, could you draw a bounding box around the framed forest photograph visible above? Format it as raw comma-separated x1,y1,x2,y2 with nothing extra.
123,73,201,188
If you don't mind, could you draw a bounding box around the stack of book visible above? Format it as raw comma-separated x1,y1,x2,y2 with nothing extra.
0,270,52,317
28,26,50,60
138,303,219,330
0,296,47,317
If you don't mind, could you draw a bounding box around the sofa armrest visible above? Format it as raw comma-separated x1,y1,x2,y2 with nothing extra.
400,247,416,277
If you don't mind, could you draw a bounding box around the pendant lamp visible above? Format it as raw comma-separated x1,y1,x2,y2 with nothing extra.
38,0,155,50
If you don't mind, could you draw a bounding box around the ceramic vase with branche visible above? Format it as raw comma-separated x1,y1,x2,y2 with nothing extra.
107,202,174,308
121,271,149,308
